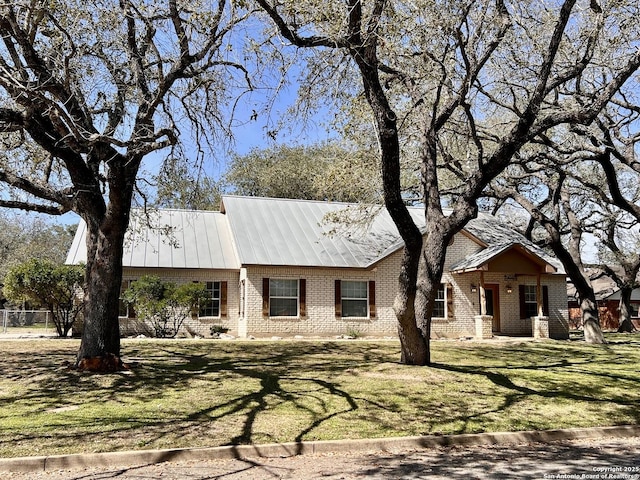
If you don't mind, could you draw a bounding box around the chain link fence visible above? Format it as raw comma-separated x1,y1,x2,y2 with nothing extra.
1,309,54,335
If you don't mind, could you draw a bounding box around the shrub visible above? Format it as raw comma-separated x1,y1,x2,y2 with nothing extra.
3,259,83,337
346,327,362,339
210,324,229,337
122,276,208,338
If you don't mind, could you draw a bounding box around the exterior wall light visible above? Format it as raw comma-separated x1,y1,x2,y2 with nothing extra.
471,284,477,293
506,285,513,294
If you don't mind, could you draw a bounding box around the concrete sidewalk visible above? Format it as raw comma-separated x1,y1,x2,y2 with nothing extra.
2,425,639,474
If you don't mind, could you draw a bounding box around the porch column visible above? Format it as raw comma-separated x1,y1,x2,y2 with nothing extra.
475,271,492,339
533,273,549,339
537,274,543,317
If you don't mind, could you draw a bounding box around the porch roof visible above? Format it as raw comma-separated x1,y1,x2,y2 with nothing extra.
602,288,640,302
450,242,560,275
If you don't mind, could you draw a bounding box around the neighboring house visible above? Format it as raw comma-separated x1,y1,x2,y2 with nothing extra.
596,289,640,330
567,273,619,330
66,196,569,339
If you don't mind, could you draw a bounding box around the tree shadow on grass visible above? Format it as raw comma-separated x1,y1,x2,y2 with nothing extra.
0,341,387,457
3,338,640,461
145,343,364,454
429,345,640,435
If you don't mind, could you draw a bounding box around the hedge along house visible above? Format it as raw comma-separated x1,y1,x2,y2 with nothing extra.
66,195,569,339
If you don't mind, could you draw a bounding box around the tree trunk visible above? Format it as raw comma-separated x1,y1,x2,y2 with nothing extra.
617,287,636,333
61,309,72,338
543,230,606,344
351,46,429,365
580,297,606,344
417,227,449,355
52,307,73,338
76,213,128,371
48,303,64,338
415,127,474,365
396,245,429,365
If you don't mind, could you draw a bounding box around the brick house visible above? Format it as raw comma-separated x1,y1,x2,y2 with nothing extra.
66,196,569,339
565,273,639,330
595,289,640,331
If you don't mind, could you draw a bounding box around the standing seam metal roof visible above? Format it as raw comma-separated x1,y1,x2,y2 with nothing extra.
65,208,239,270
222,196,419,268
64,196,563,274
221,196,564,272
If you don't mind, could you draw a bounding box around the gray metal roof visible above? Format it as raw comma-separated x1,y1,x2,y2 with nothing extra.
221,196,425,268
449,242,561,274
449,243,516,273
65,208,239,269
221,196,564,272
65,196,563,273
602,288,640,301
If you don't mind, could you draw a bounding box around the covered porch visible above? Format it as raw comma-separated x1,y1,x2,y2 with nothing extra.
450,242,560,339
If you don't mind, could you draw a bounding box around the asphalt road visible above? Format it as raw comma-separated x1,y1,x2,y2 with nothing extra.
5,436,640,480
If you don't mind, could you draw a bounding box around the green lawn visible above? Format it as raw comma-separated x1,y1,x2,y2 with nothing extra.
1,334,639,458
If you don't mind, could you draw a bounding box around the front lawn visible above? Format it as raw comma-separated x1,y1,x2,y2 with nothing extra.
1,335,639,458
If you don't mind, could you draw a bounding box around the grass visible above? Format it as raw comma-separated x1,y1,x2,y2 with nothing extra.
1,334,639,458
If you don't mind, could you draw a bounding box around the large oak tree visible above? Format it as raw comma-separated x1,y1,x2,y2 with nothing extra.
255,0,640,363
0,0,252,368
488,95,640,340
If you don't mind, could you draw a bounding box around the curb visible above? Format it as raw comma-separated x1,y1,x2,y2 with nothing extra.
2,425,639,473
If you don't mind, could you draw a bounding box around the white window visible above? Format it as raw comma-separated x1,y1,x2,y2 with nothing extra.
433,284,446,318
200,281,221,317
524,285,538,317
341,281,368,317
270,279,298,317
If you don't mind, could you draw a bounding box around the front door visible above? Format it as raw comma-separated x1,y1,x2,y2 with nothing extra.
484,284,501,333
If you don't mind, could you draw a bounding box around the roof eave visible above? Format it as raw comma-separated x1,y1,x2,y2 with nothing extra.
450,243,560,275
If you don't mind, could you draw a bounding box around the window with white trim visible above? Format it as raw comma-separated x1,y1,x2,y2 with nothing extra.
199,281,221,317
524,285,538,318
341,280,368,317
269,279,299,317
433,283,446,318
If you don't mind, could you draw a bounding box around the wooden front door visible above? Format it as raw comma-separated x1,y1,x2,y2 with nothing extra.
484,284,501,333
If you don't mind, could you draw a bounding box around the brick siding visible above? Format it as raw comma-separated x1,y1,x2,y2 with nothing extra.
119,232,569,340
119,267,240,337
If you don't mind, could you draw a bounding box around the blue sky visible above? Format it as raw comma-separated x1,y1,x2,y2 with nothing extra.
57,64,336,225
